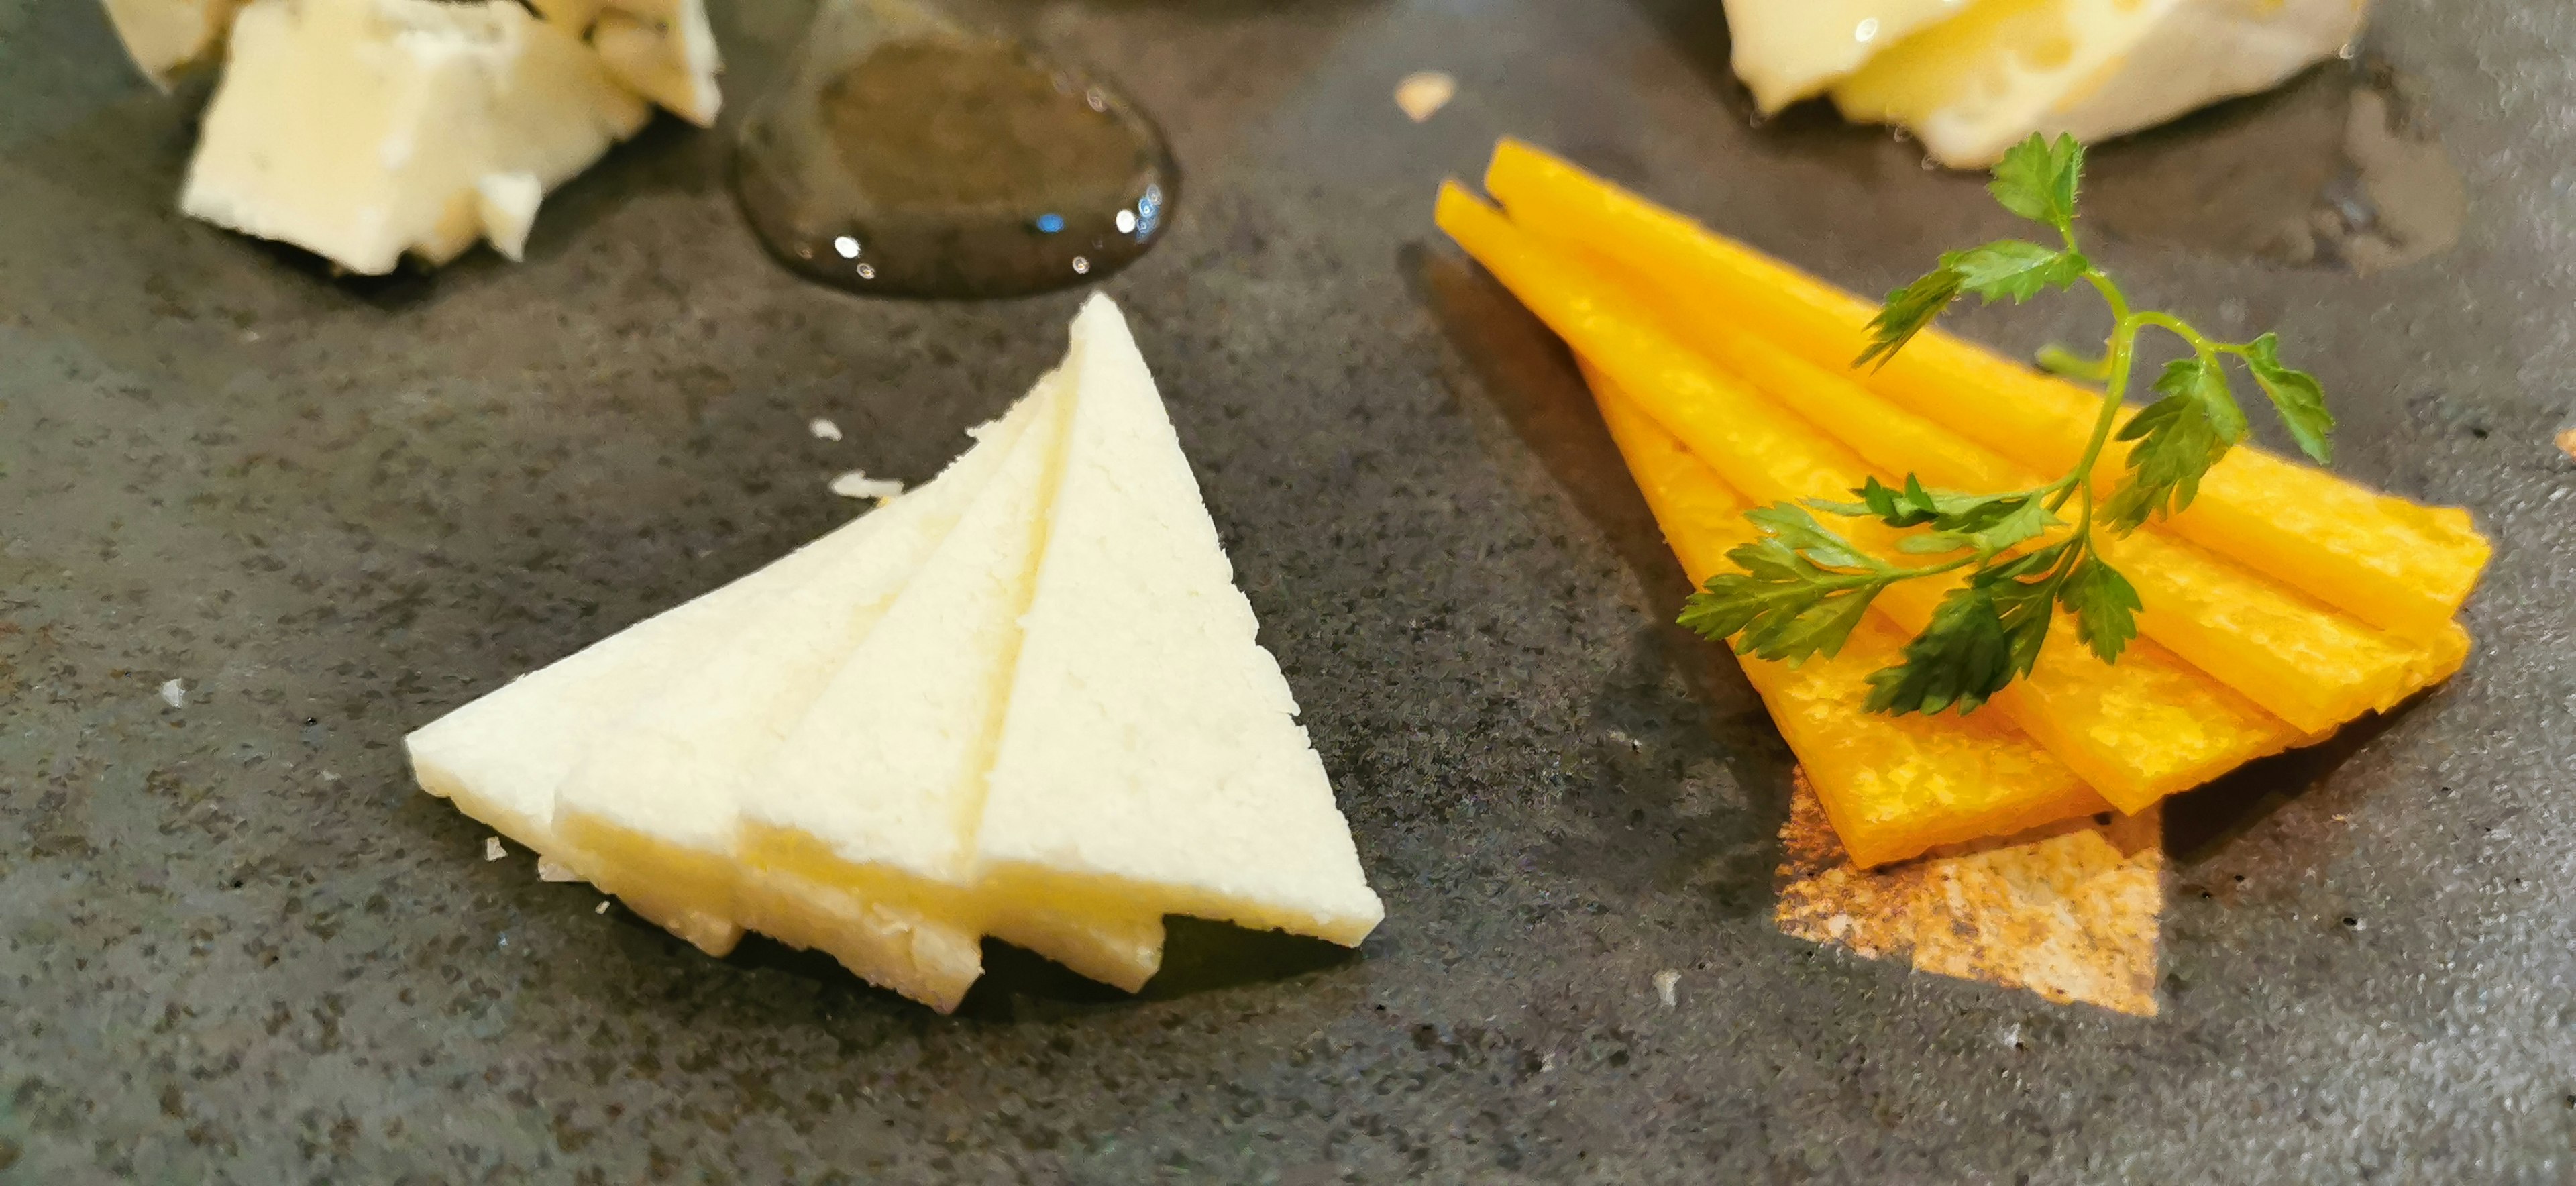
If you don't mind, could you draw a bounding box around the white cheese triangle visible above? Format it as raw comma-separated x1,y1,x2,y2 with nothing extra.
743,359,1165,1008
405,503,881,955
547,390,1048,975
179,0,649,274
975,296,1385,948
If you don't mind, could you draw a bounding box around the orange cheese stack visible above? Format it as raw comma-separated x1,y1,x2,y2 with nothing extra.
1436,140,2493,868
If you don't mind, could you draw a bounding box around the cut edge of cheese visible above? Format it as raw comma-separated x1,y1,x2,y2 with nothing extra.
405,500,888,955
973,295,1386,949
548,388,1048,983
739,360,1169,996
592,1,723,128
102,0,248,88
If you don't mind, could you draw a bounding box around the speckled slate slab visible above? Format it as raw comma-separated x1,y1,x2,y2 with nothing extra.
1,0,2570,1181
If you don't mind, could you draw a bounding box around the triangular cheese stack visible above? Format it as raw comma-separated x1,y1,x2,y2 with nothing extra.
407,295,1382,1012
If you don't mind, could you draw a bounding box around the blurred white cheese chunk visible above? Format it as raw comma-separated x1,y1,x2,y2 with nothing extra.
1721,0,1980,113
1830,0,2369,168
101,0,246,87
528,0,723,126
179,0,650,274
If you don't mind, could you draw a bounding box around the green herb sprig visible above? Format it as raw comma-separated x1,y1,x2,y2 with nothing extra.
1680,133,2335,716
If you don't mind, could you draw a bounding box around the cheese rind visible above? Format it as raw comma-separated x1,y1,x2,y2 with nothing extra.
975,296,1385,947
180,0,649,274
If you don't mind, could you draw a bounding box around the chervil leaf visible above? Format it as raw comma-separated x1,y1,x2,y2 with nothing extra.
2240,332,2336,464
1862,584,2022,716
1678,507,1898,665
1742,503,1888,574
1946,494,2060,553
1988,133,2084,233
1858,266,1964,369
2057,551,2141,663
1944,241,2090,305
1678,549,1880,666
2153,354,2249,444
1733,579,1882,665
2036,344,2112,382
2104,390,2233,529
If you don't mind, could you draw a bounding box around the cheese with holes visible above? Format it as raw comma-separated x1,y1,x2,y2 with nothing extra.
1831,0,2368,168
975,296,1385,947
180,0,649,273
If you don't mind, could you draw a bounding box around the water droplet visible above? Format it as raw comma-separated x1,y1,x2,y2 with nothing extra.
1854,17,1880,42
733,0,1177,299
831,235,860,258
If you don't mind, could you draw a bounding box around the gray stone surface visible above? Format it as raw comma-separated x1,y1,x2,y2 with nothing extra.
3,0,2571,1181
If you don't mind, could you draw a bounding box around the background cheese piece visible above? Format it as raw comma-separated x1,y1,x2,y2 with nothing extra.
746,358,1165,1002
1720,0,1981,112
405,506,877,953
975,296,1385,948
527,0,723,126
101,0,248,87
549,391,1046,971
179,0,649,274
1831,0,2367,168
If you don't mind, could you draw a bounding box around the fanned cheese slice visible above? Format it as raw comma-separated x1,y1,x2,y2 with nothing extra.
405,502,881,953
547,390,1046,973
745,364,1164,1010
180,0,650,274
975,296,1385,947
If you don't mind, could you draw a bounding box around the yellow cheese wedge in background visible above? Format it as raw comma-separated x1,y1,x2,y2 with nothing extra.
180,0,650,274
1722,0,1983,113
1831,0,2369,168
741,362,1163,1012
405,500,889,953
549,389,1044,981
975,296,1386,947
101,0,246,87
